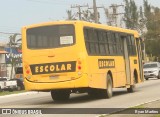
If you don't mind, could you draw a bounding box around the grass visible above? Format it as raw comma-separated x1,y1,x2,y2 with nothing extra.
131,104,144,108
155,115,160,117
0,90,26,96
107,104,146,115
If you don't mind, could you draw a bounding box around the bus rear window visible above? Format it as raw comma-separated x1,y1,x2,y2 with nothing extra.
27,25,75,49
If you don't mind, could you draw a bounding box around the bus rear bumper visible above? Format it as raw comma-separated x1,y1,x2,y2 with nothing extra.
24,74,89,91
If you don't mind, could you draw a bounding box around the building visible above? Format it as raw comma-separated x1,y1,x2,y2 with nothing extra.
0,42,22,79
0,43,8,78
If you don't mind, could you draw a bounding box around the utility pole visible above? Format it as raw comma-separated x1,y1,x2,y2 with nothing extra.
104,8,114,26
93,0,98,23
89,0,103,23
71,4,88,20
109,4,124,26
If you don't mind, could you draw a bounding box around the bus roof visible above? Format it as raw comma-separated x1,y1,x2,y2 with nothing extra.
23,20,139,38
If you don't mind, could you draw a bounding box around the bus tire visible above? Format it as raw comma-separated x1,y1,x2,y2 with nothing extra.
157,72,160,79
105,74,113,98
51,90,70,101
127,73,136,93
127,85,135,93
99,74,113,98
0,87,2,92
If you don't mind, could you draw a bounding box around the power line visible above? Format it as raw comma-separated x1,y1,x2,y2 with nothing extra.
71,4,88,20
27,0,69,6
89,0,103,23
109,4,124,26
0,32,21,43
0,32,21,35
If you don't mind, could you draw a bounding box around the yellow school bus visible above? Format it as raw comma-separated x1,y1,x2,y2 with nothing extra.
22,21,144,101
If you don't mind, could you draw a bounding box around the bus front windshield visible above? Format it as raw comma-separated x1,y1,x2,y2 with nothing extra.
26,24,75,49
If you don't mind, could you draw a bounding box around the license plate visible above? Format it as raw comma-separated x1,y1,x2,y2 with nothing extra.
49,75,59,79
144,73,150,76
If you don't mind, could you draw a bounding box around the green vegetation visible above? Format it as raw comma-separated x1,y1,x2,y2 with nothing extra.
66,0,160,61
124,0,160,60
143,0,160,61
124,0,139,30
131,105,144,108
8,34,22,78
155,115,160,117
0,90,25,96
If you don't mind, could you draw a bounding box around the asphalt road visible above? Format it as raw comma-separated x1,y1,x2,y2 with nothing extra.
0,78,160,116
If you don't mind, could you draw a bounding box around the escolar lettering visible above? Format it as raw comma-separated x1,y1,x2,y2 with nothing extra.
98,59,115,69
30,61,76,75
35,64,71,73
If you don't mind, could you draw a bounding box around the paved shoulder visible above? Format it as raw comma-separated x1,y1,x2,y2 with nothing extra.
0,91,39,99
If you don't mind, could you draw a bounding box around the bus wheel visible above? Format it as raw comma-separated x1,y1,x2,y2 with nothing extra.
0,87,2,92
157,72,160,79
100,74,113,98
105,74,113,98
127,74,136,93
51,90,70,101
88,75,113,99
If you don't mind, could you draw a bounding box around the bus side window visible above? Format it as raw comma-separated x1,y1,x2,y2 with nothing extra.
108,32,114,55
84,28,90,54
103,31,110,55
89,29,96,55
116,33,123,55
98,30,106,55
93,29,100,54
119,35,124,55
126,35,132,56
112,33,118,55
131,35,137,55
127,35,137,56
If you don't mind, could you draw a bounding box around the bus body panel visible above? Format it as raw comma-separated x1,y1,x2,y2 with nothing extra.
22,22,89,91
86,56,126,89
22,21,144,92
24,73,89,91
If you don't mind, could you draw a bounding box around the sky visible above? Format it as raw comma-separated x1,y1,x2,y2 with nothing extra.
0,0,160,42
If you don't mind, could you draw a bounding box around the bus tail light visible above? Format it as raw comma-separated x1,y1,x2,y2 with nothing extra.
24,62,32,79
78,66,81,70
77,59,82,76
25,64,31,74
77,59,82,71
26,70,30,74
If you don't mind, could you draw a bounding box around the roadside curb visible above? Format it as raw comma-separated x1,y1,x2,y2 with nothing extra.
0,91,39,99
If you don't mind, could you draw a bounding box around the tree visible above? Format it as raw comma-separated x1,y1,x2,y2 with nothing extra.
8,34,21,79
104,7,114,26
82,9,96,22
143,0,160,59
82,10,91,21
66,8,96,22
66,10,76,20
123,0,139,29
